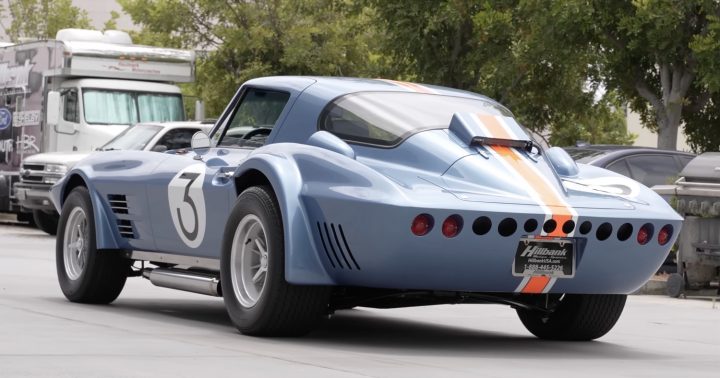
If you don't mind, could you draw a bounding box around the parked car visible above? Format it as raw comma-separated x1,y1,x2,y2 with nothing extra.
563,145,695,188
564,145,696,274
16,121,211,234
51,77,681,341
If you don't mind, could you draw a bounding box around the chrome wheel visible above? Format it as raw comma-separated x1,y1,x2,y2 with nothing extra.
63,207,88,280
230,214,269,307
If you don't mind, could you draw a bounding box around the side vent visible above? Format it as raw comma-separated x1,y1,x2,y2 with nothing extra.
316,222,360,270
108,194,129,214
117,219,136,239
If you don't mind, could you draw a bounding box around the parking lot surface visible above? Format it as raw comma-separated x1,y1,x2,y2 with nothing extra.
0,222,718,377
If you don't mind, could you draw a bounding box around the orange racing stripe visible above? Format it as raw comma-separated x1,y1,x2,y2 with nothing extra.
378,79,435,94
474,114,576,293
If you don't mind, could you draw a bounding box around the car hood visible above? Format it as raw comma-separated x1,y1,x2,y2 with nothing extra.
23,151,91,167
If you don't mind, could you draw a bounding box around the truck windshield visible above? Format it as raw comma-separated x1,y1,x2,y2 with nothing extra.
83,89,184,125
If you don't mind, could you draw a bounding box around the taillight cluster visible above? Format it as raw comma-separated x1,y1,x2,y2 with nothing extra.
411,214,463,238
636,223,673,246
411,213,675,246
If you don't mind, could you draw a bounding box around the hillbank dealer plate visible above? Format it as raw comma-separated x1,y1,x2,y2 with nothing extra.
513,237,575,278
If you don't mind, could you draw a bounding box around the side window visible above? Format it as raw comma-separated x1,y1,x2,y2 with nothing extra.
155,128,198,151
625,154,679,187
218,88,290,148
63,89,79,123
678,155,694,169
606,159,631,178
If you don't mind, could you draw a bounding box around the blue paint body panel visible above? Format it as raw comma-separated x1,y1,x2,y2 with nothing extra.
51,76,683,295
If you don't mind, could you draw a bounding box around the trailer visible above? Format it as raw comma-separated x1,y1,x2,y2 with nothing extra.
0,29,195,220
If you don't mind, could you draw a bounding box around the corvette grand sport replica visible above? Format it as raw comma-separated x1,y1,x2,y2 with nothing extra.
51,77,682,340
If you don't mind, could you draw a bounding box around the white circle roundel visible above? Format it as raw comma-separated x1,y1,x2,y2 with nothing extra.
168,164,206,248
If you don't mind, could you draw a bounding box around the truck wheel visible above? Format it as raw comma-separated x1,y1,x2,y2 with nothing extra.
33,210,59,235
56,187,130,304
220,186,330,336
666,273,685,298
516,294,626,341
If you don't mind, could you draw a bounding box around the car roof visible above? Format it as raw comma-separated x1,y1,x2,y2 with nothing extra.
243,76,504,106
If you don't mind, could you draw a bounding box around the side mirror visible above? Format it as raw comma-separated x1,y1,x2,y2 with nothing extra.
46,91,60,126
191,131,210,154
307,131,355,159
545,147,579,177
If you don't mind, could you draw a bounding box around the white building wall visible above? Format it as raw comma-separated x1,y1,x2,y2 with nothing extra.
626,109,692,152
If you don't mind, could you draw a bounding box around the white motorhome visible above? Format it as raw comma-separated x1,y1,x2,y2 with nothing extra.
0,29,195,222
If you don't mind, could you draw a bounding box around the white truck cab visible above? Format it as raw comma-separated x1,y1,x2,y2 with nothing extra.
50,79,184,152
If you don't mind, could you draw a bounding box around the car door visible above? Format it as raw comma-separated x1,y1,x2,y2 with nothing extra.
147,87,295,259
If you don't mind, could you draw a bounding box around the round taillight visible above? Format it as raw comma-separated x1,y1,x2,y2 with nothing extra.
658,224,673,246
442,215,463,238
637,223,653,245
411,214,433,236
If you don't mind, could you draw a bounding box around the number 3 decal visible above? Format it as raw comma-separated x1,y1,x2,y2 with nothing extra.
168,164,206,248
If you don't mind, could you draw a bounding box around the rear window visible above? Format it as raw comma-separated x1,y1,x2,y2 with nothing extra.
319,92,511,147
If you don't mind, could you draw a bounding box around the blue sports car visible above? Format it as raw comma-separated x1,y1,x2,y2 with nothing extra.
51,77,682,340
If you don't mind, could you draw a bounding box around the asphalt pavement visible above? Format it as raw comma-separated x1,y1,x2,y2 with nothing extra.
0,221,718,377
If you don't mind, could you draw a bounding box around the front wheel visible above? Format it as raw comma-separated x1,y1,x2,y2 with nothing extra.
56,186,130,304
517,294,626,341
220,186,330,336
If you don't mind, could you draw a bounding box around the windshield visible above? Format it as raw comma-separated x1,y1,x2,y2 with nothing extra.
83,89,184,125
320,91,513,147
101,124,163,151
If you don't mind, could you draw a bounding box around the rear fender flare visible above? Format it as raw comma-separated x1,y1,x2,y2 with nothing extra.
234,155,334,285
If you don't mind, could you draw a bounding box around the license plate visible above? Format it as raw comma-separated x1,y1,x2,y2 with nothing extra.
513,237,575,278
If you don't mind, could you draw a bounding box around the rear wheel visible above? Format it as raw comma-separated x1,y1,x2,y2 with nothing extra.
517,294,626,341
33,209,59,235
220,186,330,336
56,186,130,304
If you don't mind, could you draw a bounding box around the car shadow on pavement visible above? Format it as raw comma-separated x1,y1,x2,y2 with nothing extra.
301,309,666,360
42,296,666,360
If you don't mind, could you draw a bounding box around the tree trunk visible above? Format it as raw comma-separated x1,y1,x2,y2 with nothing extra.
656,118,680,150
657,101,682,150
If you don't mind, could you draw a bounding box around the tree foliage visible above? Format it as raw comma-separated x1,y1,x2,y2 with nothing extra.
0,0,92,42
370,0,633,146
580,0,716,151
118,0,720,150
119,0,382,116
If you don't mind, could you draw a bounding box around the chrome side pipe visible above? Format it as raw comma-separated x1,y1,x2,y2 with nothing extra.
142,268,221,297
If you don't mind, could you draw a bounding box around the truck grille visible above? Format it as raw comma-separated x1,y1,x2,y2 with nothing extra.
20,163,46,183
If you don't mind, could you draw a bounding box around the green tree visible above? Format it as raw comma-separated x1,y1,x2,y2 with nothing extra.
0,0,92,42
370,0,634,146
119,0,382,116
546,0,720,152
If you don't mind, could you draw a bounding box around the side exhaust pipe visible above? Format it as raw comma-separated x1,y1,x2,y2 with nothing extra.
142,268,221,297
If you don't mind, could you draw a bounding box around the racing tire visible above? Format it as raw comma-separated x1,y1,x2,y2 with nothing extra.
56,186,130,304
221,186,330,336
33,209,59,235
516,294,626,341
